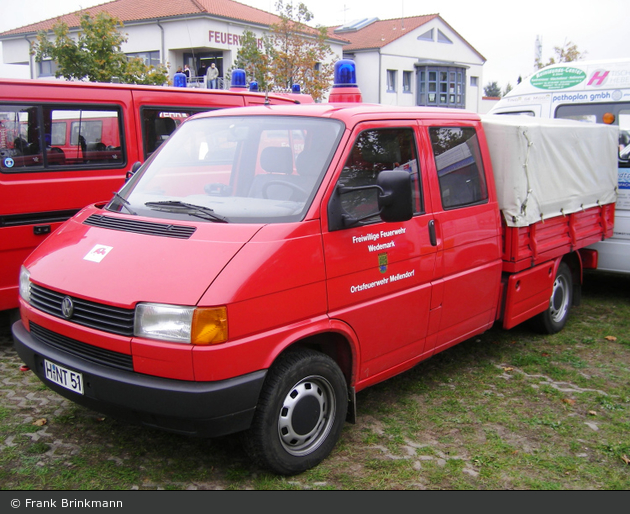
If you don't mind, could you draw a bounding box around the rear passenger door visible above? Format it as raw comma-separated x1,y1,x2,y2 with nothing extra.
323,121,438,385
420,122,503,355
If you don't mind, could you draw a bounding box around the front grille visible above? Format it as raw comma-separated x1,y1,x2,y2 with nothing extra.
84,214,196,239
30,322,134,372
30,284,135,336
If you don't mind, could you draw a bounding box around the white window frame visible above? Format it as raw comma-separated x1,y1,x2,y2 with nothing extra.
387,70,397,93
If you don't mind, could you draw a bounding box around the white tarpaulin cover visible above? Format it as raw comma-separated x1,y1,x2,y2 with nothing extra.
481,115,618,227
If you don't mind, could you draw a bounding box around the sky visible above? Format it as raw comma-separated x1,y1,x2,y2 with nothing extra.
0,0,627,88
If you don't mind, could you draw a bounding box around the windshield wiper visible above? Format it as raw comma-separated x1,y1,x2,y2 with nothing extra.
144,201,229,223
112,191,137,215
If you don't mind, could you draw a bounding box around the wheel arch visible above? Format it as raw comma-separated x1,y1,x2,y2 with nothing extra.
260,321,360,424
562,250,583,307
273,329,357,390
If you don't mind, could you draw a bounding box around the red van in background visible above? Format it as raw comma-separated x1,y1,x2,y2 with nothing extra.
0,78,305,314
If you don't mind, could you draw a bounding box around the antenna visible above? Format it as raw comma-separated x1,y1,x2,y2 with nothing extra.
341,4,350,24
535,35,543,64
401,1,405,30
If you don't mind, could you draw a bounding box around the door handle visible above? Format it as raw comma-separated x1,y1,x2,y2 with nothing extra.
428,220,437,246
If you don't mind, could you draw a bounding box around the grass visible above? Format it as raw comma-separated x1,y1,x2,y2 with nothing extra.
0,269,629,490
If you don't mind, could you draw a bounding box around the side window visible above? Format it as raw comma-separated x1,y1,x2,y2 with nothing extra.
619,111,630,165
49,108,123,166
555,102,630,164
0,104,124,172
430,126,488,209
142,108,215,158
336,127,421,225
0,105,39,171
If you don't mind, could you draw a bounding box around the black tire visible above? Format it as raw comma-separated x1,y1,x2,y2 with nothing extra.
244,349,348,475
532,262,573,334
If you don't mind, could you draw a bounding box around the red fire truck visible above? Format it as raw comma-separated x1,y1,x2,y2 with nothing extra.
12,61,617,475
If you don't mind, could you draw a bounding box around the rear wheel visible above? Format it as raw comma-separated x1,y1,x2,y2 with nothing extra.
244,349,347,475
532,262,573,334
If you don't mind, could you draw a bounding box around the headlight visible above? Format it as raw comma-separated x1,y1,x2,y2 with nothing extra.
134,303,228,345
19,266,31,303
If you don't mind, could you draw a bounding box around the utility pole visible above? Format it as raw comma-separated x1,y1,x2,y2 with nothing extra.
535,35,543,68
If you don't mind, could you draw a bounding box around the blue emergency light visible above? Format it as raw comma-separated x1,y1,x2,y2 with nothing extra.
292,84,301,94
249,81,259,92
329,59,362,103
230,69,247,89
333,59,358,87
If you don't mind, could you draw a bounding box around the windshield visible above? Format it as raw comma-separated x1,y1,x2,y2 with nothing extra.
107,115,344,223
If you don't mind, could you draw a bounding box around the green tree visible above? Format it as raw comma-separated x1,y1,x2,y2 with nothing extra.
535,40,586,69
230,30,272,90
32,12,169,85
484,81,502,98
266,1,335,101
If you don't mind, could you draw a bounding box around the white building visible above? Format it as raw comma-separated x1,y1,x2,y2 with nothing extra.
335,15,486,112
0,0,486,110
0,0,346,89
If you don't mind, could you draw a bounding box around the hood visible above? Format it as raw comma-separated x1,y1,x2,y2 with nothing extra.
25,208,262,308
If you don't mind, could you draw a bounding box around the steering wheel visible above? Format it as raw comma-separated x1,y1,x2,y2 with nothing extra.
262,180,308,201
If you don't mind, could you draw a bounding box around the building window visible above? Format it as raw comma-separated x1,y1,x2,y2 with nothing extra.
126,51,161,68
387,70,397,92
38,60,58,77
417,28,434,41
437,30,453,44
416,66,466,109
403,71,412,93
470,76,478,87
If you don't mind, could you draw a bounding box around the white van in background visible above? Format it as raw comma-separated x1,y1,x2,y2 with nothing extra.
489,59,630,274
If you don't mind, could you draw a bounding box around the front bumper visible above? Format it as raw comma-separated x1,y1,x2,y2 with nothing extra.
12,320,266,437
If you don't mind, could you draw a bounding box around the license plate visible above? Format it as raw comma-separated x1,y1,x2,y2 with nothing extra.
44,359,84,395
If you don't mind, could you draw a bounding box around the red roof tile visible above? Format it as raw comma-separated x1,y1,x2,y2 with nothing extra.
334,15,439,51
0,0,285,36
334,14,485,61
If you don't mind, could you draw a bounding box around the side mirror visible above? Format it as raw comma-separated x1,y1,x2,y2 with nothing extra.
328,170,413,231
377,170,413,223
126,161,143,181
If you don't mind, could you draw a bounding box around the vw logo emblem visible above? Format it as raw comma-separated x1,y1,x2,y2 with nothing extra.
61,296,74,319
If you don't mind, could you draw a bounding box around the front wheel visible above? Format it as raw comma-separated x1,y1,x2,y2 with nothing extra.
532,262,573,334
244,349,348,475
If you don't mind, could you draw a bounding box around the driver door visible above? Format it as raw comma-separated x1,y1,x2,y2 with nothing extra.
322,121,439,386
